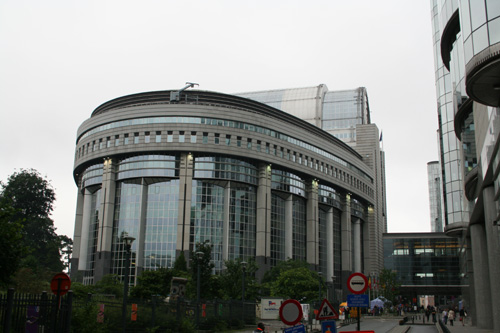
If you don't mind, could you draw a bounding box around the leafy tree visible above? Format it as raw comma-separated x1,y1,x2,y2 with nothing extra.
0,197,26,286
378,268,400,303
0,169,72,278
94,274,123,297
219,258,259,300
270,266,322,302
261,259,311,296
130,268,174,299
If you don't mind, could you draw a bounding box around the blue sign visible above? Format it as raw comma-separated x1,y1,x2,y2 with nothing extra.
321,320,337,333
284,324,306,333
347,294,369,307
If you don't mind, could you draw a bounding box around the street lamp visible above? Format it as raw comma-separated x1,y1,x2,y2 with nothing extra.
318,272,323,301
196,251,204,328
121,234,135,333
241,261,247,325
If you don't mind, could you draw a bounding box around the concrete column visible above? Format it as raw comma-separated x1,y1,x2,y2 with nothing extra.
256,163,271,280
306,180,319,268
78,189,93,271
285,195,293,260
95,158,117,282
136,181,148,277
482,186,500,330
341,195,352,297
469,223,492,329
222,183,231,263
326,208,334,283
353,219,362,272
176,152,194,262
71,188,85,281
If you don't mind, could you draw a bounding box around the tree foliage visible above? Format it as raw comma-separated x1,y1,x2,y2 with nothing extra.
270,266,322,302
378,268,400,303
0,169,73,289
187,241,216,299
0,197,26,287
219,258,259,300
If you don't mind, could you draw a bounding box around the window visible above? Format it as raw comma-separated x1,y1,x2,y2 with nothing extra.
134,132,139,144
167,131,173,143
179,131,185,143
226,135,231,146
155,131,161,143
237,136,242,147
124,134,129,145
265,143,270,154
203,132,208,144
99,138,103,149
115,135,120,146
215,133,220,144
247,138,252,149
257,140,261,152
145,131,150,143
107,136,111,148
191,131,197,143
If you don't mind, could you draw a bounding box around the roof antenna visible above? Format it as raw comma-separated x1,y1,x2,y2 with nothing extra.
170,82,199,102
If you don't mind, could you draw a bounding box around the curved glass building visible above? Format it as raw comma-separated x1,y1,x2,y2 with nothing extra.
71,88,386,300
430,0,500,329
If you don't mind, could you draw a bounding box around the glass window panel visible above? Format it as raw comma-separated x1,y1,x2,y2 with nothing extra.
489,18,500,44
470,0,487,30
486,0,500,19
473,24,489,54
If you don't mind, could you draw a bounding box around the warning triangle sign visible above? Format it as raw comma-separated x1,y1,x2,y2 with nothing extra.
316,298,339,320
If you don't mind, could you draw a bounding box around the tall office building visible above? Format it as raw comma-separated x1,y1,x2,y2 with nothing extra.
238,85,387,275
427,161,445,232
430,0,500,330
70,86,387,302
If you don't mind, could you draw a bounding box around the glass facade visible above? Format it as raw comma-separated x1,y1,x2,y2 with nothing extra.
144,180,179,269
270,194,286,267
228,185,257,260
384,235,461,286
431,0,469,227
190,181,225,272
427,161,445,232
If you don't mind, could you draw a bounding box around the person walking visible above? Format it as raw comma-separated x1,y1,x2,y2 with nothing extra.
459,308,467,326
448,308,455,326
442,308,448,325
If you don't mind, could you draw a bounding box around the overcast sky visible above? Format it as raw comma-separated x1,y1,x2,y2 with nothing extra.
0,0,438,238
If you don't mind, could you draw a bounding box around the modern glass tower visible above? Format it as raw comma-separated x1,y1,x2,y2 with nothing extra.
430,0,500,330
427,161,445,232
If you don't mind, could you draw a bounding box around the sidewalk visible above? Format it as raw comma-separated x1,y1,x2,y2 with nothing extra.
438,321,494,333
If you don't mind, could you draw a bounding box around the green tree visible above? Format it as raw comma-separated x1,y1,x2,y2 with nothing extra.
378,268,400,303
0,169,72,278
0,197,26,286
270,266,322,302
130,268,174,299
94,274,123,297
261,259,311,296
220,258,259,300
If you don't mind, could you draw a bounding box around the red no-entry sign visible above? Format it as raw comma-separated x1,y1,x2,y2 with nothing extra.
50,272,71,296
279,299,303,326
347,273,368,295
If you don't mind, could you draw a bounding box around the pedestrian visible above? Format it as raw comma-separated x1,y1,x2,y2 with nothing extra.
448,308,455,326
254,322,265,332
432,307,437,323
442,308,448,325
459,308,467,326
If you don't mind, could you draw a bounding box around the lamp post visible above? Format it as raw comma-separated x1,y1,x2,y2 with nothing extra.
318,272,323,301
196,251,204,328
121,234,135,333
241,261,247,325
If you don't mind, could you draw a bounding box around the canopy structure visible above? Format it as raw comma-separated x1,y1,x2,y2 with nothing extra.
370,298,384,310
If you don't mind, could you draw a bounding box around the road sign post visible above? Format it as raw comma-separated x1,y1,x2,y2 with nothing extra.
346,273,368,332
